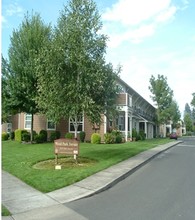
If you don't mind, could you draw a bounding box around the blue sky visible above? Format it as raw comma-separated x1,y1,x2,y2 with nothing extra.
1,0,195,118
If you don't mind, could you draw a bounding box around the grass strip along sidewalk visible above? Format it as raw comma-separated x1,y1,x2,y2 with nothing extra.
2,139,174,193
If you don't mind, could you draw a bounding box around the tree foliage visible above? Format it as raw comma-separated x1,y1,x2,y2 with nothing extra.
5,12,51,141
184,113,193,132
149,74,175,124
184,100,195,131
184,103,192,118
190,93,195,131
191,93,195,108
1,56,15,123
191,93,195,121
168,100,181,127
36,0,120,138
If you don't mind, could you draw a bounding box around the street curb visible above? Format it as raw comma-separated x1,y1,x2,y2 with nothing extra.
72,141,182,201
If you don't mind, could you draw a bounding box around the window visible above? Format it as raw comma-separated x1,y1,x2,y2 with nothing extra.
116,114,125,131
7,123,12,133
47,120,56,130
69,116,83,132
128,96,132,107
25,114,32,129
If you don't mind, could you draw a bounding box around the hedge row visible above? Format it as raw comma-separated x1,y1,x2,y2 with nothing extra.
3,129,146,144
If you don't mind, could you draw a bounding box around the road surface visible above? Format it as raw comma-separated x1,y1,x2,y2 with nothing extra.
66,137,195,220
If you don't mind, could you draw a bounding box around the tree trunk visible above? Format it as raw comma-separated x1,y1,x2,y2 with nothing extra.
31,114,34,143
74,115,78,140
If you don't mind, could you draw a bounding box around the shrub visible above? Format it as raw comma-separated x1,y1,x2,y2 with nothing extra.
132,128,137,140
139,130,146,140
15,129,28,142
136,134,141,141
32,131,37,141
111,130,123,143
22,132,31,142
39,130,47,142
50,131,61,142
104,133,115,144
115,135,122,143
2,132,9,141
10,131,15,140
34,134,44,143
91,133,101,144
104,130,123,144
65,132,74,139
111,130,121,136
79,131,86,142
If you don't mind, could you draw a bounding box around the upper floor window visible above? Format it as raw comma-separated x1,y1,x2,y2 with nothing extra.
25,114,32,129
128,95,132,107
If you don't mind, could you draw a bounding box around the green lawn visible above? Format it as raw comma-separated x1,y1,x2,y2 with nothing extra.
2,205,11,216
2,139,174,193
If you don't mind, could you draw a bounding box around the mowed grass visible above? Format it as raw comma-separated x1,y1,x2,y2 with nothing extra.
2,139,174,193
1,205,11,216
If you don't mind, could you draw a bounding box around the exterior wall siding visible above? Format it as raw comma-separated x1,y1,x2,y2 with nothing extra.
56,118,69,138
83,114,105,142
12,114,19,131
2,124,7,133
33,114,47,132
116,93,126,105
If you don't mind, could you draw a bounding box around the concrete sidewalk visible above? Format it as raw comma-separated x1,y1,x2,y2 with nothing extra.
2,141,181,220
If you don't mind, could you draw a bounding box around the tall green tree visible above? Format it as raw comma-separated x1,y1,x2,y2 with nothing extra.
168,100,181,128
1,56,15,123
191,93,195,107
149,74,174,124
190,93,195,131
36,0,119,138
184,113,193,132
6,12,51,141
184,103,192,118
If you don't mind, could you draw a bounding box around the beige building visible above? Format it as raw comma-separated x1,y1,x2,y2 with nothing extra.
2,77,157,141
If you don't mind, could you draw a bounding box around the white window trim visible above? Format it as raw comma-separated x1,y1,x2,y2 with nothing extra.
24,113,32,130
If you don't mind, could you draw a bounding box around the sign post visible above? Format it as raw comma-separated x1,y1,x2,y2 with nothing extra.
54,138,79,167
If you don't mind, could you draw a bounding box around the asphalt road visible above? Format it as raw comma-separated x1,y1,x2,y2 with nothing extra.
66,137,195,220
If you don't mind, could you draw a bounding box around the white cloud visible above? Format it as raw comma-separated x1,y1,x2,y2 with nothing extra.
155,6,177,22
116,49,195,115
1,15,7,24
103,0,172,26
102,0,178,47
179,0,189,10
5,3,23,17
107,23,156,48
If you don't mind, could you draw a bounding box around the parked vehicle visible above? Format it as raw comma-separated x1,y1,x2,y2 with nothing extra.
170,132,177,140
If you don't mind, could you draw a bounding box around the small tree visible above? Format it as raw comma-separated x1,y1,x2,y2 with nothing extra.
184,113,193,132
168,100,181,129
149,74,174,125
6,12,51,142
